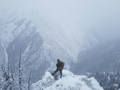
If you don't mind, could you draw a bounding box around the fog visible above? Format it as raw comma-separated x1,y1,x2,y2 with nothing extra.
0,0,120,59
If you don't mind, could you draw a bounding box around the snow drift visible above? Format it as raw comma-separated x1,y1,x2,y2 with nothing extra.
32,70,103,90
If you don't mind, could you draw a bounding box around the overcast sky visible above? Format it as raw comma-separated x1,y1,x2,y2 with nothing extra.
0,0,120,38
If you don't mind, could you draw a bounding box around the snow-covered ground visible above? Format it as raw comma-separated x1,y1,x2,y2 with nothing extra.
32,70,104,90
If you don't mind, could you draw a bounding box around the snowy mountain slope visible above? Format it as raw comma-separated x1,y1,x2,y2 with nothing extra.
1,0,120,60
0,0,120,83
32,70,103,90
73,39,120,73
0,0,120,63
0,18,74,82
0,16,120,82
0,17,25,47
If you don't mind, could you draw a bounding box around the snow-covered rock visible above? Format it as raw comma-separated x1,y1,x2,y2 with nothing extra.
32,70,104,90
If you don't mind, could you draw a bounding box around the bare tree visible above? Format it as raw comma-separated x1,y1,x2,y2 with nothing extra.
0,49,31,90
1,65,12,90
19,49,22,90
28,71,32,90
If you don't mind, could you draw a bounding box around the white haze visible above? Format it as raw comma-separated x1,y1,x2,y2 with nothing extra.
0,0,120,59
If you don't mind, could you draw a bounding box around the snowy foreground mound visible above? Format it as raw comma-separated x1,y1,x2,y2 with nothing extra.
32,70,104,90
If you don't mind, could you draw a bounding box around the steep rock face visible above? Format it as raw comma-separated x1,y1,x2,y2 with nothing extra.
32,70,103,90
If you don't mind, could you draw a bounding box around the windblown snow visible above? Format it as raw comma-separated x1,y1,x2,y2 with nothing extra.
32,70,103,90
